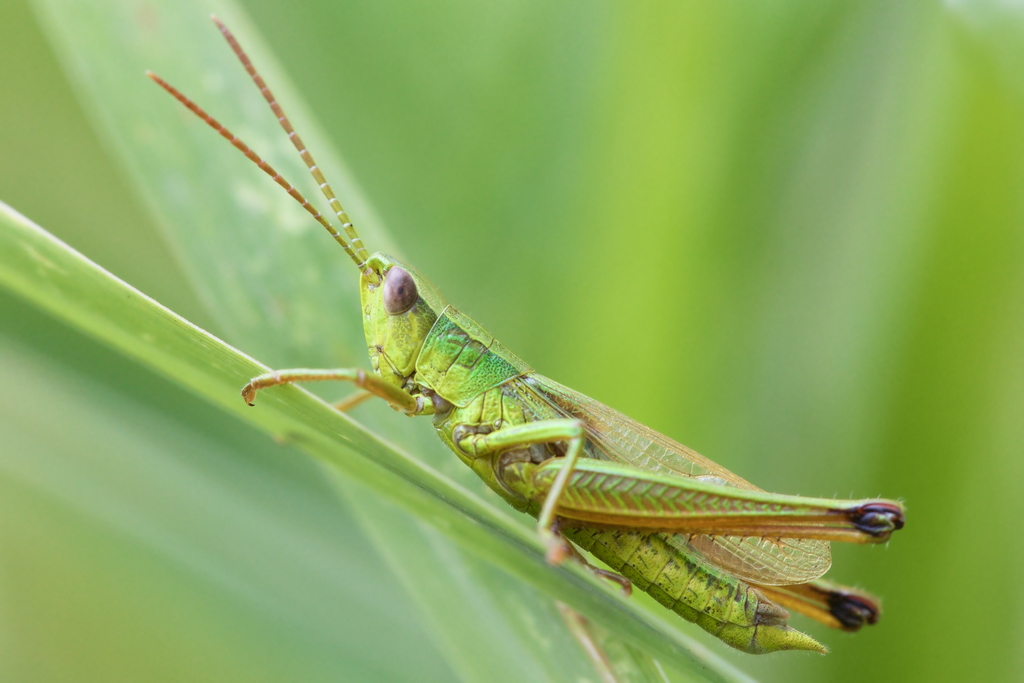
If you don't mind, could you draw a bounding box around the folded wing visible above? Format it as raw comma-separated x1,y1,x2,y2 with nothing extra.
521,375,831,585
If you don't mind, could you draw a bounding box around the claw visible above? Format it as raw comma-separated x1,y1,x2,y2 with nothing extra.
594,568,632,596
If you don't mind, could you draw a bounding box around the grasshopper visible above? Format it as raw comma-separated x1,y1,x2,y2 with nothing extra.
148,16,904,655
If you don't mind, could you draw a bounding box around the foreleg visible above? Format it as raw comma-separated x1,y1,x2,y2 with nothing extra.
242,368,419,414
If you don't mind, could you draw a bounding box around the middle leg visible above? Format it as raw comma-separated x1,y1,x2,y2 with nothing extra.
455,418,585,564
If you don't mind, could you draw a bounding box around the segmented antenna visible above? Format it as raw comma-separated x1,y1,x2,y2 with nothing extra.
145,17,372,276
211,15,371,268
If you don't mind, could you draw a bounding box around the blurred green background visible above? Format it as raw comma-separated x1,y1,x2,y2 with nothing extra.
1,0,1022,681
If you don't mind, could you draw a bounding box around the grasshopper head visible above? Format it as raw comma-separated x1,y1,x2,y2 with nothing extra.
360,253,448,389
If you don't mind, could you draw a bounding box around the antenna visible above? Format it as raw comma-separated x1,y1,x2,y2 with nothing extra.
211,16,370,268
146,17,371,276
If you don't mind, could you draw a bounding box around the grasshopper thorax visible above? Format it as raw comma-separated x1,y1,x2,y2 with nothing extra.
361,253,448,388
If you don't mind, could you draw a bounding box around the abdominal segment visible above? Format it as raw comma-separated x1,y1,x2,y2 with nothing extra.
563,527,826,654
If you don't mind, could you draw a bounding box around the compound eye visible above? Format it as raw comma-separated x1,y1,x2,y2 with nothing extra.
383,266,418,315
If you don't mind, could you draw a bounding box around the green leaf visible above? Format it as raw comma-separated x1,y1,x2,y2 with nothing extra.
0,191,745,682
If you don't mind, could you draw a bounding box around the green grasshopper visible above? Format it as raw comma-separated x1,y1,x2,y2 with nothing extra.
148,17,904,655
